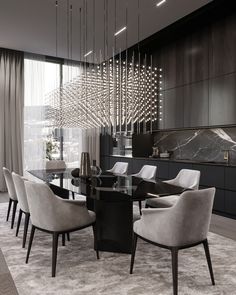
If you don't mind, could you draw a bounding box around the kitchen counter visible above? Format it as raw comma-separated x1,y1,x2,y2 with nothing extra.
110,154,236,167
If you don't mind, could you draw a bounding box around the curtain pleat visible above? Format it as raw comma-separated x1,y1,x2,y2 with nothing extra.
0,49,24,191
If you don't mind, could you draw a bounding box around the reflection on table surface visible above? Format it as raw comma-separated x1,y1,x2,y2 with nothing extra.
28,169,186,200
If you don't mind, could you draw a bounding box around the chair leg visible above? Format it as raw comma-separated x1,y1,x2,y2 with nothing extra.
16,209,22,236
171,247,178,295
92,224,99,259
6,199,12,221
11,201,18,229
130,233,138,274
22,213,30,248
203,239,215,286
67,233,70,241
138,201,142,215
26,225,36,263
62,233,66,246
72,192,75,200
52,232,59,277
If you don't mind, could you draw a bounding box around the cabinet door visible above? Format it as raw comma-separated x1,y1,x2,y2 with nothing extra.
183,29,209,84
209,14,236,78
163,87,184,129
162,41,184,90
225,191,236,216
209,73,236,126
149,160,169,180
183,81,209,127
100,134,113,156
213,189,225,213
225,167,236,191
168,162,193,180
132,159,147,174
100,156,110,172
192,164,224,189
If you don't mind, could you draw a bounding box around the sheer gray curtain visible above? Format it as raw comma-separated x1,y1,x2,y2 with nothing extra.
0,49,24,191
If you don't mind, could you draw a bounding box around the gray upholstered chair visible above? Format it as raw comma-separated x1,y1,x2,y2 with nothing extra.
2,167,18,229
107,162,128,175
130,188,216,295
132,165,157,180
12,172,30,248
24,181,99,277
132,165,157,214
146,169,200,208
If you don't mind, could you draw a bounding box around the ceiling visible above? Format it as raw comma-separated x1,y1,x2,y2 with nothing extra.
0,0,213,62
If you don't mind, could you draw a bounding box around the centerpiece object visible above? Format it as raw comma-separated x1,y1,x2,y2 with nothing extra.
80,152,91,177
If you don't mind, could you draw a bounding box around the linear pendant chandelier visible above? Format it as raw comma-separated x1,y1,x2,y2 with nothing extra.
46,0,163,135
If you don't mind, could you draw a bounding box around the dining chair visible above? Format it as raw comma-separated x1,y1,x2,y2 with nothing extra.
146,169,200,208
46,160,74,200
130,188,216,295
132,165,157,215
12,172,30,248
2,167,18,229
107,162,128,175
24,181,99,277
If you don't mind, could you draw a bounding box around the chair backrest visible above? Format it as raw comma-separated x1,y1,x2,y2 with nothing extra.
46,160,66,170
108,162,128,175
169,188,215,246
136,165,157,180
2,167,17,200
12,173,29,213
24,181,91,232
24,181,60,230
174,169,200,190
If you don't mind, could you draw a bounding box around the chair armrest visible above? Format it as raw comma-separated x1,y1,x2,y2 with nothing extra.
62,199,86,206
163,179,176,185
142,207,171,215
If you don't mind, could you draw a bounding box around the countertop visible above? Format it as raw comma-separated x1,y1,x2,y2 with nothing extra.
109,154,236,167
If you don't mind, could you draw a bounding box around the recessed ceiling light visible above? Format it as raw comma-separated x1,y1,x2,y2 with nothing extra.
84,50,93,57
114,26,127,36
156,0,166,7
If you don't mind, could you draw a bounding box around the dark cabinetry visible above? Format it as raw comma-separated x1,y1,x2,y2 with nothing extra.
100,156,110,171
192,164,224,188
100,134,113,156
183,29,209,84
213,189,225,213
225,191,236,216
209,14,236,78
183,81,209,127
162,41,184,90
168,162,193,179
209,73,236,126
163,87,184,129
100,156,236,219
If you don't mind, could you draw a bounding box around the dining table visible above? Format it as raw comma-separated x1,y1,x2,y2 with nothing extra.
29,169,187,254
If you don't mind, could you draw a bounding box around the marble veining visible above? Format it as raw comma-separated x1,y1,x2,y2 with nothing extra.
154,127,236,164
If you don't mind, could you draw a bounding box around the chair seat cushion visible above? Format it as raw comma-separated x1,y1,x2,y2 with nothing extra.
146,195,179,208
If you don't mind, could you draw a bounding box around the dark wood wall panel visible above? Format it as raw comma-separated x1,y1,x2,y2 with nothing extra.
162,41,184,90
184,80,209,127
183,29,209,84
209,14,236,78
163,87,184,129
148,8,236,130
209,73,236,126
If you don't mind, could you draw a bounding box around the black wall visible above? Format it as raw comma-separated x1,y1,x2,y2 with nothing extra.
137,0,236,130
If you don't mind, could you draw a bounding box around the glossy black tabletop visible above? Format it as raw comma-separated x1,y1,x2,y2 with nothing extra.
29,169,186,201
